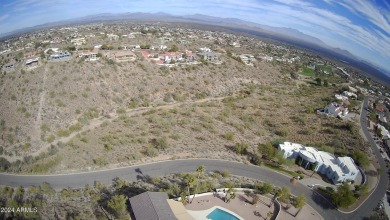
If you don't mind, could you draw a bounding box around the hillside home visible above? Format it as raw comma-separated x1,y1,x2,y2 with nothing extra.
47,51,71,61
324,102,348,117
377,124,390,139
184,50,196,62
25,57,39,68
342,91,357,99
199,47,212,53
104,50,136,62
278,142,359,184
159,52,183,63
129,192,194,220
76,50,99,61
240,54,256,66
197,52,219,62
374,103,385,113
258,54,273,62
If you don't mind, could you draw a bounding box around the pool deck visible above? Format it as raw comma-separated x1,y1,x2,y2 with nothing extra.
186,193,275,219
185,192,323,220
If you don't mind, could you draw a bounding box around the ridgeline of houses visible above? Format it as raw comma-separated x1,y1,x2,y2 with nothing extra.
1,22,388,99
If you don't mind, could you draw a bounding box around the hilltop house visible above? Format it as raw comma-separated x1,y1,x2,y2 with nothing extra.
377,124,390,139
76,50,99,61
278,142,359,184
159,52,183,63
323,102,348,117
104,50,136,62
47,50,71,61
25,57,39,69
239,54,256,66
197,52,219,62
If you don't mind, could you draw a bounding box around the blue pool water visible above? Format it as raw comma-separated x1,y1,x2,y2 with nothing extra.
206,208,240,220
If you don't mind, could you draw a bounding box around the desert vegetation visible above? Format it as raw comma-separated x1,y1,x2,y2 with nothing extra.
0,26,367,174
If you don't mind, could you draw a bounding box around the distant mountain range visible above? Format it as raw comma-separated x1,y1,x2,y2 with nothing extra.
2,12,389,83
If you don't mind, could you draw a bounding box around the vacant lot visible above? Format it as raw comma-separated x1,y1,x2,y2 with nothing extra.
0,42,364,173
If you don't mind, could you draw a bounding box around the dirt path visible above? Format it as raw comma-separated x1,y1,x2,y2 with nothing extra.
30,65,48,151
5,96,228,162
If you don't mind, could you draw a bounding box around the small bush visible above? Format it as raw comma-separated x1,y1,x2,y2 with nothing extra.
221,169,231,178
223,132,235,141
234,142,248,155
145,146,158,157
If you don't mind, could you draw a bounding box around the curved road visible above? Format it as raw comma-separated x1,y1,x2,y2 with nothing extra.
0,96,386,220
357,96,388,217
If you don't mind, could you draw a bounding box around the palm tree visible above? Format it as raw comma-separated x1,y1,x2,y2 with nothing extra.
228,192,236,203
184,174,196,203
225,187,234,203
191,165,205,203
180,192,188,206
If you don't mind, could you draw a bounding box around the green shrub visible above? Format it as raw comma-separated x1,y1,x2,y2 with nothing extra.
234,142,248,155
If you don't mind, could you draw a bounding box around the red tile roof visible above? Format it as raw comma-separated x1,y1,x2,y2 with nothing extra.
375,104,385,112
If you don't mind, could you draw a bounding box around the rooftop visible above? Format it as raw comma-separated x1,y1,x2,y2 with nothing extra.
129,191,177,220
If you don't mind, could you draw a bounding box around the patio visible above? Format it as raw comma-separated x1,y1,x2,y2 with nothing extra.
185,192,276,219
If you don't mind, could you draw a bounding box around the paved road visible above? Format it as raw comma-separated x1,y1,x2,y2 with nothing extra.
357,96,389,217
0,96,386,220
0,159,340,219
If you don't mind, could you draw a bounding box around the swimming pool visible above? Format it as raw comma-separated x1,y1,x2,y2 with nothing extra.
206,208,240,220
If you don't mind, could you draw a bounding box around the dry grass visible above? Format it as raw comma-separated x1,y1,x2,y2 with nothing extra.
0,42,362,173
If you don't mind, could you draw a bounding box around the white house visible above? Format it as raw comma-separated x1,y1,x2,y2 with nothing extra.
278,142,359,184
47,51,71,61
377,124,390,139
199,47,212,53
77,51,99,62
239,54,256,66
324,102,348,117
342,91,357,99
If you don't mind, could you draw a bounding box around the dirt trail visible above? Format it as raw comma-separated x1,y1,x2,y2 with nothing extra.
5,96,227,162
30,65,48,150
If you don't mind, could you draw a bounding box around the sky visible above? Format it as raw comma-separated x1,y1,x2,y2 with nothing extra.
0,0,389,73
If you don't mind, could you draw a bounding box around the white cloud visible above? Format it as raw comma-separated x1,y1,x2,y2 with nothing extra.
327,0,390,35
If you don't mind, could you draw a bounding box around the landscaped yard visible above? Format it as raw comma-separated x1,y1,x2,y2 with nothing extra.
300,67,316,77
